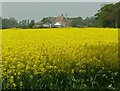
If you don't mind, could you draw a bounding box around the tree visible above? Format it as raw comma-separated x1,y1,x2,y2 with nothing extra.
2,18,10,29
1,17,18,29
71,17,83,27
41,17,53,24
84,16,98,27
18,20,29,29
9,17,18,28
28,20,35,28
0,17,2,29
18,19,35,29
41,17,49,24
95,2,120,28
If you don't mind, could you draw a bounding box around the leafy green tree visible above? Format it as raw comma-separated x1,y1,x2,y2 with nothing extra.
2,17,18,29
95,2,120,28
71,17,83,27
84,16,98,27
9,17,18,28
18,19,35,29
0,17,2,29
41,17,53,24
28,20,35,28
2,18,11,29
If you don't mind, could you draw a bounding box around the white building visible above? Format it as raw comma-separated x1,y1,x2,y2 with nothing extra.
54,22,62,27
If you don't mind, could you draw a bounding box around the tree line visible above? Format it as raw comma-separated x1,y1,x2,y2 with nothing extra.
0,2,120,29
0,16,100,29
95,2,120,28
0,17,35,29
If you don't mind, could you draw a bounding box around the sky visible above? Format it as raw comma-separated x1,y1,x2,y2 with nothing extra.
1,1,118,21
1,0,119,2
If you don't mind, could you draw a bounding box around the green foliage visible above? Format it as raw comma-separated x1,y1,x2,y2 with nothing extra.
41,17,53,24
84,17,98,27
28,20,35,28
95,2,120,28
18,20,35,29
2,17,18,29
0,17,2,29
71,17,83,27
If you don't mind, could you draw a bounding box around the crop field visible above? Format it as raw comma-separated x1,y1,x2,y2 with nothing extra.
1,28,120,90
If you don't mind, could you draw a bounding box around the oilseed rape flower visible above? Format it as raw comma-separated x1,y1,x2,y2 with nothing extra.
1,28,119,90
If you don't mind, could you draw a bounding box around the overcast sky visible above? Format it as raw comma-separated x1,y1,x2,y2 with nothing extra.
1,0,119,2
2,2,116,21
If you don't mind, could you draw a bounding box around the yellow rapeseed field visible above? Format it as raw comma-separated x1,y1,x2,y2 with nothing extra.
1,28,119,90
